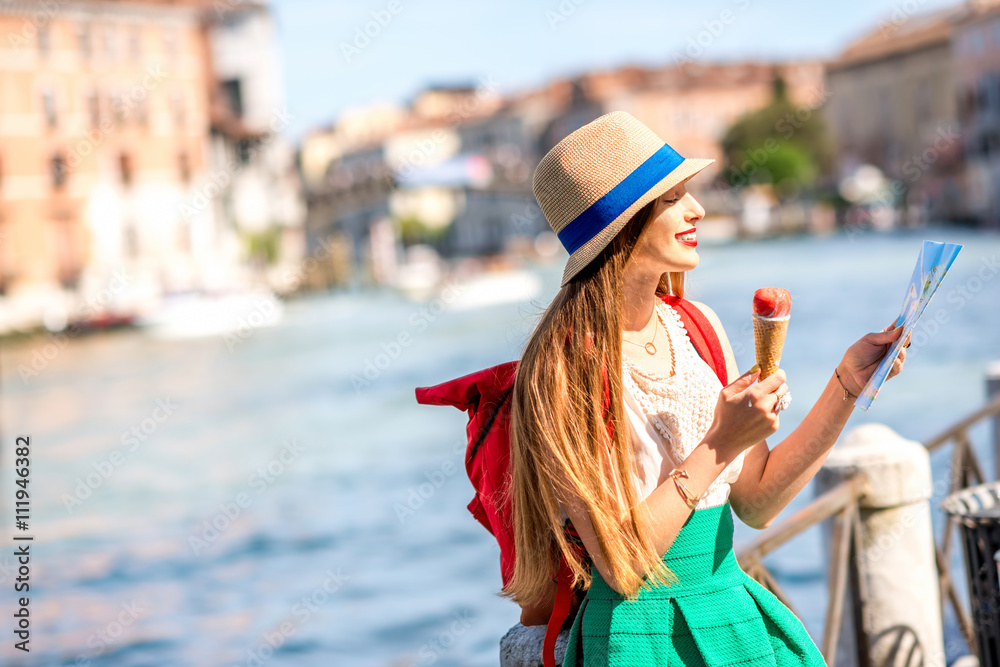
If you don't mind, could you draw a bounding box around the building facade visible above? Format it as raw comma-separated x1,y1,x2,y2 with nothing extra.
203,1,305,292
953,1,1000,225
825,7,963,221
0,0,303,333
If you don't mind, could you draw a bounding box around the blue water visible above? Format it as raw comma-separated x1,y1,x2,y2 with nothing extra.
1,225,998,666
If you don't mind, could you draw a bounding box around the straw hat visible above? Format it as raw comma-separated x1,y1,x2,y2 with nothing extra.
532,111,714,287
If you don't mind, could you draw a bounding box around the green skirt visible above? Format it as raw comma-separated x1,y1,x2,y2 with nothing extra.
562,501,826,666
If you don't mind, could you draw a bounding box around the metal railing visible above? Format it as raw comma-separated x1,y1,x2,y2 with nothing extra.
734,393,1000,665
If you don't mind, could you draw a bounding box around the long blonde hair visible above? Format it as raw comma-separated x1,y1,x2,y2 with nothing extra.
501,199,686,607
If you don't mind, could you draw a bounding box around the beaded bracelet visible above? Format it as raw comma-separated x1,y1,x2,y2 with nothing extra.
666,468,702,510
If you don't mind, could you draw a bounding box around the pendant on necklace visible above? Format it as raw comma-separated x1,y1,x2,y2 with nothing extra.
644,342,657,355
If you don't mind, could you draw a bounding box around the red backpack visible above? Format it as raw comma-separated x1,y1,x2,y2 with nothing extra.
413,294,730,667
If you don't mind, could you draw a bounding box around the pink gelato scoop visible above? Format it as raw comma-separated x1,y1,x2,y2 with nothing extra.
753,287,792,319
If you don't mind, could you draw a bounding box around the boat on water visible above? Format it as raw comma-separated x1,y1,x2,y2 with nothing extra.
443,266,542,310
391,247,543,309
135,289,284,340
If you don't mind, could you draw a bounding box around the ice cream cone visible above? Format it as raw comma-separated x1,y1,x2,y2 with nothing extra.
753,315,789,380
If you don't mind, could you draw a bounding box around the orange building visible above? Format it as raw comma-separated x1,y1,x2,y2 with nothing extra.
0,0,226,330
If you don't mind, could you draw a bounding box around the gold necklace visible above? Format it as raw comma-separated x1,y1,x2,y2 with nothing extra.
623,313,659,355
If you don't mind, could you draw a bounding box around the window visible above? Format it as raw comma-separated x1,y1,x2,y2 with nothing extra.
42,89,57,128
119,152,133,186
973,29,985,54
877,86,892,134
164,28,177,59
77,23,90,59
39,25,50,55
111,89,126,123
838,107,853,145
129,26,141,60
988,72,1000,114
104,26,115,60
178,151,191,183
87,90,99,127
124,223,139,257
177,220,191,253
220,79,243,118
136,94,148,126
51,153,68,189
171,92,186,128
237,138,254,164
915,79,933,125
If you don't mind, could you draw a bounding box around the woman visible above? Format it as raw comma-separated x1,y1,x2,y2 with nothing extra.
501,111,908,665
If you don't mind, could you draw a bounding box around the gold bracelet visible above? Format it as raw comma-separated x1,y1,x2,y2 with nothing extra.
666,468,702,510
834,368,858,401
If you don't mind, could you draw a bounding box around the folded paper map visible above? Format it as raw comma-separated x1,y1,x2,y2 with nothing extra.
856,240,963,411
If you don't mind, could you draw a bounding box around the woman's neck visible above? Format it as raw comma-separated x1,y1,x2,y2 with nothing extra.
621,263,663,333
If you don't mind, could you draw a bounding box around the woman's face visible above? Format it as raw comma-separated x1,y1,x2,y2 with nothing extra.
631,179,706,274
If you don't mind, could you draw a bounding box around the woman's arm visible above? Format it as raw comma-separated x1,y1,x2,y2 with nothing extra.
690,300,908,530
742,327,907,529
554,362,783,594
687,300,773,530
729,369,856,529
555,432,740,595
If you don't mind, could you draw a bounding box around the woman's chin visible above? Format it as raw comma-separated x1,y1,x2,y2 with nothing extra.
667,251,699,272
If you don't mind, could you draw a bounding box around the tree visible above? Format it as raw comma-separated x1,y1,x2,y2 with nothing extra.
395,215,449,246
245,226,280,266
720,72,834,196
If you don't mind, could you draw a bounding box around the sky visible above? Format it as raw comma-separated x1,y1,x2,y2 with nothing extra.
268,0,958,144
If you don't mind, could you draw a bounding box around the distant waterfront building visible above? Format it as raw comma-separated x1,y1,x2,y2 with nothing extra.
300,59,831,289
301,82,535,286
303,138,394,287
203,1,306,292
953,0,1000,226
826,6,964,222
0,0,222,331
300,102,410,287
0,0,303,333
391,108,541,258
299,103,406,193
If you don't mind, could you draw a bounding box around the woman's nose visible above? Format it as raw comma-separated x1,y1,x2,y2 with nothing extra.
684,194,705,221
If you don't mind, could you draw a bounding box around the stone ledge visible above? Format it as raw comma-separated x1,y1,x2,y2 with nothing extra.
500,623,571,667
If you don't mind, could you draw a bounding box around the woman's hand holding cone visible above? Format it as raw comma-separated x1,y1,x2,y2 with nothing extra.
752,287,792,410
704,365,789,459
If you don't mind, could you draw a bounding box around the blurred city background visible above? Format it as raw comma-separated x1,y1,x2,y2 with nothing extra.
1,0,999,664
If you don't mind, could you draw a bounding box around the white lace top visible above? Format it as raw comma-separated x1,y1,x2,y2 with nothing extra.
620,300,744,510
556,301,744,523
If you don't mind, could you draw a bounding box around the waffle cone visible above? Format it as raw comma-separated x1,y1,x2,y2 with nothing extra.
753,315,789,379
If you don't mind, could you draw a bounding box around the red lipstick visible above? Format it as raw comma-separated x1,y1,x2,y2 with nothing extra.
675,228,697,247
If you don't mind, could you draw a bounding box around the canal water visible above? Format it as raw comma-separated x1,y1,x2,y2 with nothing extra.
1,225,998,666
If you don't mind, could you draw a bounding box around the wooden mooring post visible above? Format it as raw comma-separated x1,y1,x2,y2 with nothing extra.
816,423,945,667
